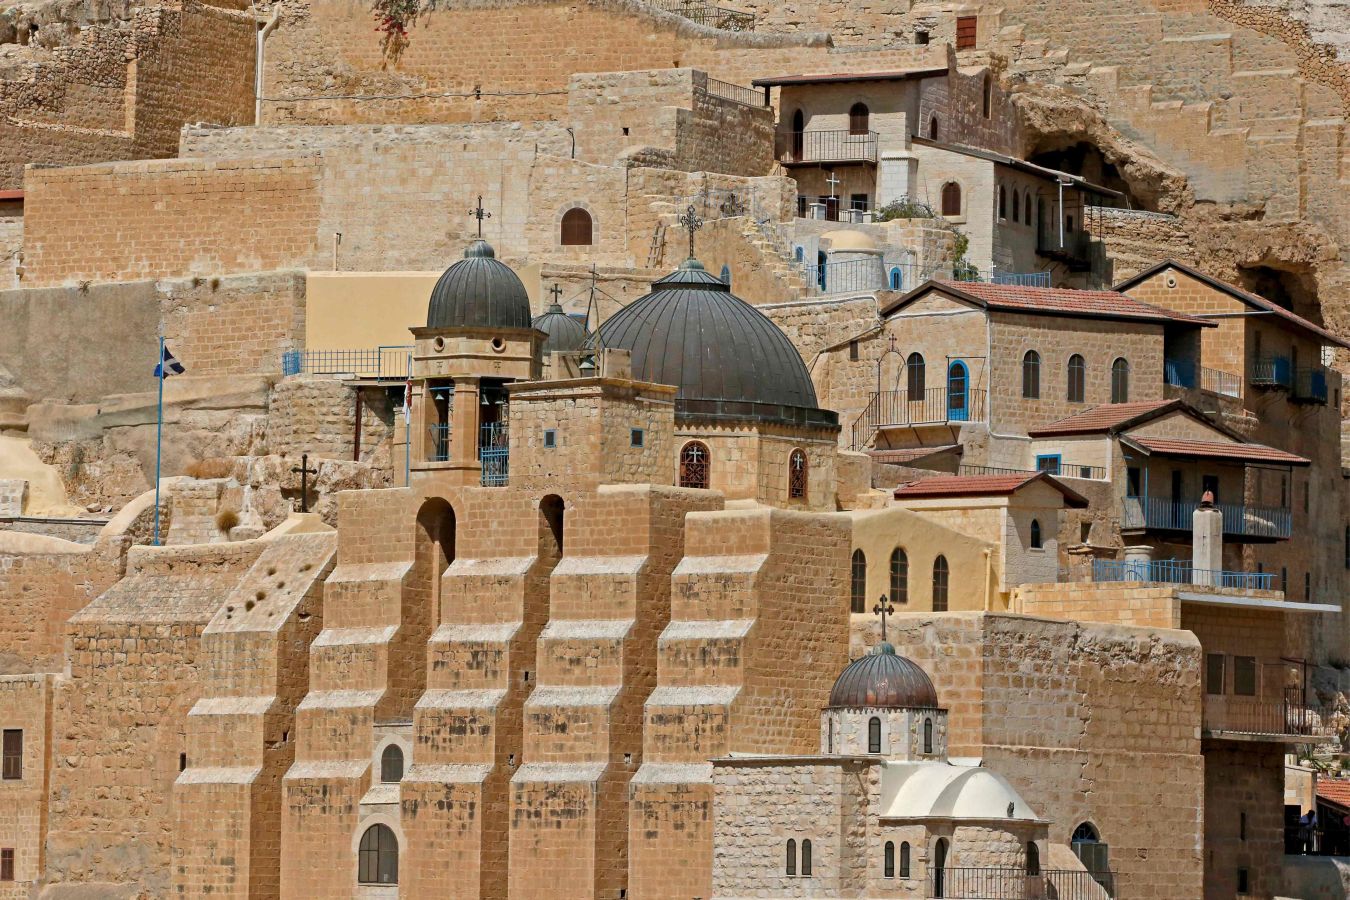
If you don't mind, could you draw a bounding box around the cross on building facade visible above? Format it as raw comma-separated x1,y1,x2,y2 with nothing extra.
825,171,841,200
468,195,492,237
677,203,704,260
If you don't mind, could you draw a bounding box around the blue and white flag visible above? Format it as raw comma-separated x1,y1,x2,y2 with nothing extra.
154,345,186,379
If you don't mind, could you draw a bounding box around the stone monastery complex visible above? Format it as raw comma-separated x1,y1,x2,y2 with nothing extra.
4,0,1350,897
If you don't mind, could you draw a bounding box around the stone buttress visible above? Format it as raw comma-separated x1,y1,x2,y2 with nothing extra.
628,506,852,900
174,532,337,898
507,485,719,898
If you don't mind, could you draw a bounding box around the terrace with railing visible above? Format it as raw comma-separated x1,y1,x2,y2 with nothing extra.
960,462,1107,481
1121,495,1291,540
777,129,878,165
1292,366,1329,404
1090,557,1274,591
698,74,764,108
1203,687,1334,741
1164,359,1242,398
282,346,412,381
647,0,755,29
1252,355,1293,390
928,866,1117,899
851,387,987,448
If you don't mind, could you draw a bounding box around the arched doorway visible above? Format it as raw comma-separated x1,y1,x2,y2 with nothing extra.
386,498,456,719
947,361,969,421
933,837,949,897
539,494,565,563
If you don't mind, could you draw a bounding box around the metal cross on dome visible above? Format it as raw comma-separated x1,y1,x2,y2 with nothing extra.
548,283,563,304
678,203,704,260
873,593,895,643
468,195,492,238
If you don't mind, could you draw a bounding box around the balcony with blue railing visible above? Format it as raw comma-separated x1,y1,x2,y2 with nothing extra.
1164,359,1242,399
1091,558,1274,591
1252,355,1292,390
1122,495,1291,540
282,346,413,380
1291,366,1329,405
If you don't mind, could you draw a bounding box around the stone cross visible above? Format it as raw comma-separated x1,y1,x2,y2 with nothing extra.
873,594,895,642
468,195,492,238
677,204,704,260
291,453,318,513
825,171,841,200
548,283,563,306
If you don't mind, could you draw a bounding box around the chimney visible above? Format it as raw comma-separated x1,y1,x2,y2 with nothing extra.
1192,490,1223,586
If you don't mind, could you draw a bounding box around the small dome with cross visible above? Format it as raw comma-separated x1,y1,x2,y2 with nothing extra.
827,643,939,710
427,239,532,331
531,287,589,355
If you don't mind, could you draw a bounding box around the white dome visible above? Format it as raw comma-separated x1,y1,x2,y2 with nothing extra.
821,229,880,252
880,762,1041,821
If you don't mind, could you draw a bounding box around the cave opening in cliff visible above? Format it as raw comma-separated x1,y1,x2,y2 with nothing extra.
1237,262,1322,324
1027,142,1148,210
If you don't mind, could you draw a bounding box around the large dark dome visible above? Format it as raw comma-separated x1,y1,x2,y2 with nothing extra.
588,259,831,427
532,302,589,354
427,239,532,330
828,643,939,709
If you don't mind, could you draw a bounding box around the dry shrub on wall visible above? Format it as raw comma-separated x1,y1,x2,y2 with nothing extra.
215,509,240,533
185,458,235,479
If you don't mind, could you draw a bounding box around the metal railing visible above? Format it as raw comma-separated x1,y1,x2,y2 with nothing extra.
987,271,1052,287
1204,688,1332,739
1164,358,1195,389
479,421,508,486
777,129,878,165
699,75,763,108
646,0,755,29
1292,366,1329,404
1121,496,1291,539
928,867,1117,899
1091,557,1274,591
1165,360,1242,399
851,387,987,447
1036,227,1094,271
282,346,413,380
1252,355,1292,390
801,257,885,295
427,424,450,462
960,462,1107,480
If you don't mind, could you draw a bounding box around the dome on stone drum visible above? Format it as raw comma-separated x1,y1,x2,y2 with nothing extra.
427,239,533,330
828,642,939,709
532,302,589,354
587,259,833,428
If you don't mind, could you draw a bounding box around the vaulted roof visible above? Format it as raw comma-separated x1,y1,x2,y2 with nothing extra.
881,280,1213,328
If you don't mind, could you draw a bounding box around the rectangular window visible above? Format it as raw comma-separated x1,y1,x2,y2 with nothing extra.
955,15,977,49
0,848,12,882
850,193,869,212
1202,474,1219,503
1234,656,1257,696
849,340,859,361
630,428,645,448
1205,654,1225,695
1126,466,1142,498
543,429,557,449
1035,455,1061,475
1305,572,1311,601
1237,867,1249,894
1282,567,1288,594
1171,470,1183,504
1304,481,1310,515
1,731,20,780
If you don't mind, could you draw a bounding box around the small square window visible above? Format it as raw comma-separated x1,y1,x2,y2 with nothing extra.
631,428,645,448
543,429,557,449
914,29,929,44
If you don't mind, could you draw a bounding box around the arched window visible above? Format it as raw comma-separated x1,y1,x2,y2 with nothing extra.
679,441,710,490
788,449,807,500
982,74,992,117
849,102,870,135
998,185,1007,220
358,824,399,885
851,549,867,614
941,182,962,217
923,717,934,754
932,555,949,612
1012,190,1020,223
929,115,939,140
933,838,950,897
1067,354,1086,403
560,208,593,246
1111,357,1130,403
1030,519,1042,549
947,361,968,420
380,744,404,783
884,841,895,877
720,263,732,287
1027,842,1040,876
786,839,797,876
1071,822,1109,879
801,840,813,876
900,841,911,877
868,716,882,753
906,352,926,396
1024,191,1033,225
795,245,805,262
889,548,909,604
1022,350,1040,399
889,267,903,291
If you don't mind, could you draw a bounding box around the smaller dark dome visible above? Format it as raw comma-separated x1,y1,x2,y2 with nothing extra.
828,643,939,709
427,239,532,330
532,302,589,354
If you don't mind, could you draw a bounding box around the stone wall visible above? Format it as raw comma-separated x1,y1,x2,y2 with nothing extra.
0,674,53,900
160,271,307,378
0,538,122,675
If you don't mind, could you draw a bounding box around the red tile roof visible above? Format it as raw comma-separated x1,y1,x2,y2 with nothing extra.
1028,400,1180,437
1318,779,1350,810
1127,437,1310,466
893,472,1089,507
1116,260,1350,349
930,281,1212,326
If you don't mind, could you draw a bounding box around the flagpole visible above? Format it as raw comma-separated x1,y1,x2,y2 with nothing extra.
153,336,165,546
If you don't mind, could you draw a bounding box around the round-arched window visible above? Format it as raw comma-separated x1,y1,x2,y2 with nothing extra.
380,744,404,783
932,555,950,612
561,208,593,246
1012,190,1020,223
1030,519,1043,550
1067,354,1086,403
889,267,903,291
868,716,882,753
851,549,867,614
849,102,870,135
358,824,399,885
679,441,710,490
889,548,908,604
1111,357,1130,403
906,352,926,396
788,449,808,500
941,182,962,217
1023,350,1041,399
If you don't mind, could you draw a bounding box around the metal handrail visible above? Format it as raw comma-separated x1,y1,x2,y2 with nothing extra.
1091,557,1274,591
851,387,988,448
960,462,1107,480
699,75,764,108
1252,355,1292,389
1292,366,1329,404
647,0,755,30
1121,495,1291,539
1204,688,1334,738
282,346,413,380
928,866,1118,899
777,129,879,164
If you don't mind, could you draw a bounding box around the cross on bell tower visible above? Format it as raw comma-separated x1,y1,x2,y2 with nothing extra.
873,593,895,643
677,203,704,261
468,195,492,238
